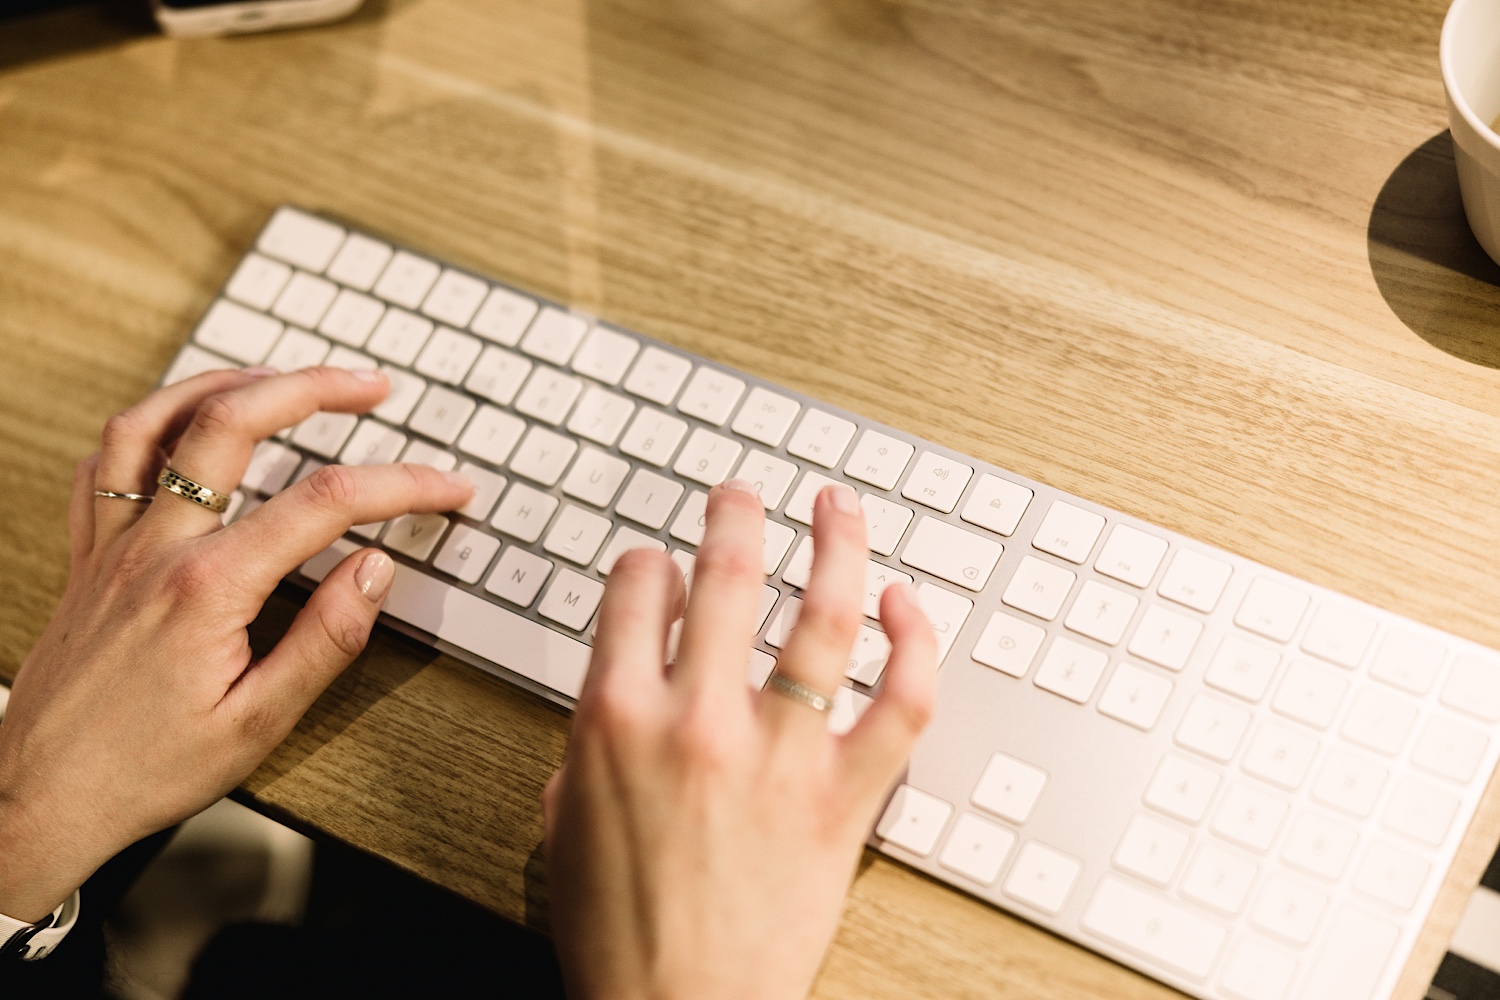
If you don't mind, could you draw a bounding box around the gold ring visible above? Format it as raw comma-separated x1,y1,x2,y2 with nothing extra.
94,490,153,502
156,468,231,515
765,670,835,713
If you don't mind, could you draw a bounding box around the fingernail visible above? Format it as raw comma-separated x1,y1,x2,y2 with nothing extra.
717,478,760,497
355,551,394,602
241,366,278,379
351,369,386,383
825,484,860,516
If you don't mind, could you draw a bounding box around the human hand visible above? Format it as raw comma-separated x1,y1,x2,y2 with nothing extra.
542,479,938,1000
0,366,472,923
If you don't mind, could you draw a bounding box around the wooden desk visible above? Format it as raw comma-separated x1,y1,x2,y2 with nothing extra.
3,1,1498,996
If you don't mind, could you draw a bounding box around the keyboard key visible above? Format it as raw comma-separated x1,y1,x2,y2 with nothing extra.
1301,602,1377,669
1032,501,1105,564
618,408,689,467
225,252,291,309
456,463,506,521
1093,524,1168,588
1033,636,1109,704
1126,604,1202,672
1294,906,1397,1000
484,546,553,607
1204,634,1280,702
1097,663,1172,731
864,561,913,619
271,271,338,328
413,327,483,384
1113,814,1189,886
762,521,796,575
763,596,800,649
1001,556,1076,621
1281,812,1357,881
1064,580,1139,645
325,233,392,291
509,426,578,486
1270,659,1348,729
1218,938,1296,1000
338,419,406,467
673,428,742,487
595,527,667,575
851,494,913,557
676,367,746,425
400,439,457,472
1353,840,1429,910
1174,695,1251,763
1157,549,1232,613
1250,875,1326,945
960,474,1033,537
1211,784,1289,852
464,346,532,407
456,405,526,466
747,647,777,690
384,513,449,561
731,386,801,447
519,307,590,366
1082,875,1226,979
1234,578,1309,643
420,269,488,328
566,385,635,447
733,450,799,509
164,345,237,385
318,290,386,347
194,299,283,365
668,491,709,546
372,367,426,425
786,408,857,468
366,309,434,367
432,524,501,584
623,346,693,405
1339,687,1417,757
1311,749,1387,819
971,612,1046,678
1368,629,1445,695
1441,652,1500,721
971,752,1047,823
845,625,892,685
469,287,539,346
263,328,331,373
1143,754,1219,824
938,813,1016,885
875,785,952,856
514,367,583,426
1381,776,1458,845
304,537,588,698
570,326,638,385
900,451,973,513
1180,844,1257,916
899,517,1003,592
1242,722,1318,791
537,568,605,631
373,251,441,309
291,412,359,459
407,386,476,445
1004,842,1082,916
561,447,630,507
783,471,852,525
241,440,301,494
614,470,685,530
1411,715,1489,783
543,504,613,565
491,483,560,542
256,208,344,272
914,583,973,663
843,430,914,490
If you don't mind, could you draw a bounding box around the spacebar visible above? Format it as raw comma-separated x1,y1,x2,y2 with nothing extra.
301,538,592,700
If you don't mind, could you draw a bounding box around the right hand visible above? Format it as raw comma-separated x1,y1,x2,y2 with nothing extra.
0,366,473,924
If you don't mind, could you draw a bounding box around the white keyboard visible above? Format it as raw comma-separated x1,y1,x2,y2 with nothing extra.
165,207,1500,1000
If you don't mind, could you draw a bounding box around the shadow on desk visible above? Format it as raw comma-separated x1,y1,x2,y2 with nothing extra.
1368,130,1500,370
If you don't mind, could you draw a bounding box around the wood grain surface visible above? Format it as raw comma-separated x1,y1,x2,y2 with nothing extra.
2,1,1498,997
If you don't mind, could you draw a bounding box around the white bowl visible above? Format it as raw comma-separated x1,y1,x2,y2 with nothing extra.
1442,0,1500,264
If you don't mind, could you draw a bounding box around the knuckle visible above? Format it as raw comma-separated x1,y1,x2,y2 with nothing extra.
582,678,648,741
301,464,360,514
794,594,862,646
691,542,762,586
189,393,246,439
318,604,370,661
162,549,219,598
100,410,145,451
608,547,671,583
672,704,736,771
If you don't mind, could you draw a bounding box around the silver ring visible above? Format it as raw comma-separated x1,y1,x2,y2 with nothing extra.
765,670,835,713
94,490,154,502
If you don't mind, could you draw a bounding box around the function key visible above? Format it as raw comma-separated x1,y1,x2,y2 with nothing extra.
519,307,591,366
1093,523,1168,588
623,346,694,406
844,430,914,491
373,250,442,309
786,409,857,468
224,252,292,310
256,207,345,273
960,474,1033,536
1001,556,1076,621
677,367,747,425
1157,549,1232,614
1368,630,1445,696
570,326,639,385
1300,602,1377,669
1234,578,1308,643
900,451,973,513
1440,651,1500,723
325,233,394,291
470,287,539,346
420,269,489,328
1031,501,1105,565
731,386,801,447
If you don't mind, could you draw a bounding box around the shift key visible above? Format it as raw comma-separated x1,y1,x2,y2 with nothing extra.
900,516,1003,591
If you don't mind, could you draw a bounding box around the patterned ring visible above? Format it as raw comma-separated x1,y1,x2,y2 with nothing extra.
156,468,232,515
764,670,835,714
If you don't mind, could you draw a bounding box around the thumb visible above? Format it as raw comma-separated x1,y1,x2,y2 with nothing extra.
223,548,394,736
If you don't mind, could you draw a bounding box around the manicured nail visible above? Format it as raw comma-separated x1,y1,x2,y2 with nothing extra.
241,366,278,379
355,551,394,602
826,484,860,516
718,478,760,497
351,369,386,383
